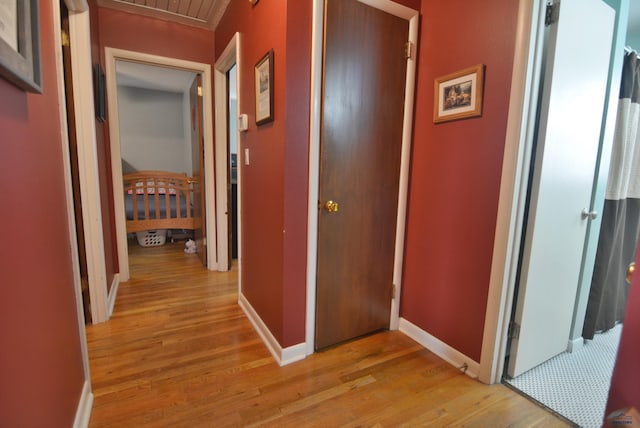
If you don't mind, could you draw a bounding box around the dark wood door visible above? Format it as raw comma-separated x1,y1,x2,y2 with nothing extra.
190,75,207,267
315,0,409,350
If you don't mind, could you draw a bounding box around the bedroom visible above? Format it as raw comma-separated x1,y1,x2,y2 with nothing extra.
115,60,201,250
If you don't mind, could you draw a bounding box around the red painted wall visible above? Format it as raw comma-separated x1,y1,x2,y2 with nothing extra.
216,1,311,347
98,8,215,65
605,246,640,420
400,0,519,361
0,1,86,426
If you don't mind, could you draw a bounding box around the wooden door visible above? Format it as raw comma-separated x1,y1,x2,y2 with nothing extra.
507,0,614,377
190,75,207,267
315,0,408,350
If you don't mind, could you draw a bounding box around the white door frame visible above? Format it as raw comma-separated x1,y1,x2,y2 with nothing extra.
105,48,217,280
305,0,419,355
478,0,550,385
214,33,242,274
66,2,110,324
54,0,95,424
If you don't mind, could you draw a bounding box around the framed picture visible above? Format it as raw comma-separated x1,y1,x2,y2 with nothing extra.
0,0,42,93
254,49,274,125
433,64,484,123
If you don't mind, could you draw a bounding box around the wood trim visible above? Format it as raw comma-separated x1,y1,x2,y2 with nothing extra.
390,10,419,331
106,47,217,280
399,318,480,379
72,380,94,428
69,10,109,323
479,0,545,384
239,293,306,366
55,0,93,394
305,0,324,356
214,33,241,273
305,0,419,355
107,273,120,319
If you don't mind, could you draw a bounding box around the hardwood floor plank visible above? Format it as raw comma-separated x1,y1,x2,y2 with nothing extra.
86,242,570,427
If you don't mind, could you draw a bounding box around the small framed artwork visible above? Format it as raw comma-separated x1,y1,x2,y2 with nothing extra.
433,64,484,123
0,0,42,93
254,49,274,125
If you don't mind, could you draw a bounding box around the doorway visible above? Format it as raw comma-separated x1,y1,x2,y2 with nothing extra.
306,0,419,352
501,0,637,426
60,0,91,323
315,0,408,349
105,48,217,281
228,64,239,266
214,33,241,278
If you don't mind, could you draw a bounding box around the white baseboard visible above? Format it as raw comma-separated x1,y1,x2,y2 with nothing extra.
567,336,584,353
73,380,93,428
107,273,120,319
399,317,480,379
238,293,307,366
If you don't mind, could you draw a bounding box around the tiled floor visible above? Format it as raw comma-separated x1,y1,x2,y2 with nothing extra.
506,324,622,427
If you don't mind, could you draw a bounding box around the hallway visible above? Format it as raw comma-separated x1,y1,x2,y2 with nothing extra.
86,242,570,427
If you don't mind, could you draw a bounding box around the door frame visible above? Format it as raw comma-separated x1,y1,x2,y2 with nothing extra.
105,48,217,279
213,33,242,274
305,0,419,355
66,2,110,323
478,0,627,384
54,0,94,424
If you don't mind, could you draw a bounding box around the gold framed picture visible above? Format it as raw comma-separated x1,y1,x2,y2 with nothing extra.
433,64,484,123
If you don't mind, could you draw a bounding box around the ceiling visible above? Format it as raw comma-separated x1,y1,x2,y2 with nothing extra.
97,0,231,30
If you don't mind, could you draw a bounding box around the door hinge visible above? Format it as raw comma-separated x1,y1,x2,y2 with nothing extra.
197,86,203,97
508,321,520,340
545,2,559,27
392,283,397,299
61,29,70,47
404,41,413,60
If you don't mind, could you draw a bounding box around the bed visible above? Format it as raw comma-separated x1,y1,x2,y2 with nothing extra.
123,170,199,234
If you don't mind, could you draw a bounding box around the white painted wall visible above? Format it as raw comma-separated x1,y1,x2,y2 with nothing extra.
118,85,192,175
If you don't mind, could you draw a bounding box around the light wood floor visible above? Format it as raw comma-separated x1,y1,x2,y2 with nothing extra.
86,242,570,427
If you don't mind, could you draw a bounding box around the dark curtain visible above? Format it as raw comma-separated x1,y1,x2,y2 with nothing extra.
583,51,640,340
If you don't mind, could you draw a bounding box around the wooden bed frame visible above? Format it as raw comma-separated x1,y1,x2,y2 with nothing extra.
122,170,199,233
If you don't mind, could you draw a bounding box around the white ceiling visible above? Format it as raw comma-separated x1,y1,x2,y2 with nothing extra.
97,0,231,30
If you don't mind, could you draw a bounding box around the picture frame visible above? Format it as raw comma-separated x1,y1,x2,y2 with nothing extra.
433,64,484,123
254,49,274,125
0,0,42,93
93,63,106,122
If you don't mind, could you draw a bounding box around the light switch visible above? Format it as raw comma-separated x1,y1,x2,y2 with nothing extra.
244,148,250,166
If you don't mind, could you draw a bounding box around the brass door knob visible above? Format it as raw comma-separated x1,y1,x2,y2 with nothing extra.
324,200,339,213
627,262,635,284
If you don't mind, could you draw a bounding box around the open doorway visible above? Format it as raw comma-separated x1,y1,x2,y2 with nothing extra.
114,61,202,261
213,32,241,277
228,64,238,266
502,1,639,426
104,48,217,282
